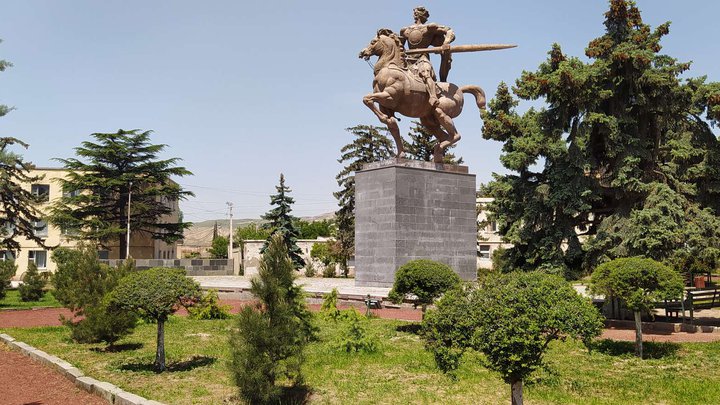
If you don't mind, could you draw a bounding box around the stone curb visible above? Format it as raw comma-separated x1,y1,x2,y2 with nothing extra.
0,333,164,405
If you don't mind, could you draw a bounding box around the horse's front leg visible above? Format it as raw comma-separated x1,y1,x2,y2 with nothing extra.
363,92,403,158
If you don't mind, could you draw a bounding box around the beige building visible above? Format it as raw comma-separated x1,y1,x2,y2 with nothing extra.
477,197,511,269
1,168,180,278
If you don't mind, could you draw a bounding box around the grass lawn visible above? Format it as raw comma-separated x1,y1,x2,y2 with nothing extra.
3,315,720,404
0,289,60,309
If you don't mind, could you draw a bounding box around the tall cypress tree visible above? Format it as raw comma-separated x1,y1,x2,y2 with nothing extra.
261,174,305,269
50,129,193,259
0,39,45,254
403,121,463,164
334,125,394,273
482,0,720,276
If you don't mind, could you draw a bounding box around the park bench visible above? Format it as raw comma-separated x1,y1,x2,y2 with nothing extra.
663,288,720,323
364,295,382,309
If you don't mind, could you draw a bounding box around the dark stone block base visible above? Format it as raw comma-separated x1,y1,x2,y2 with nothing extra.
354,159,477,287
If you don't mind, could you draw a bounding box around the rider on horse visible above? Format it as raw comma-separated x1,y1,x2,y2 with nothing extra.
399,7,455,109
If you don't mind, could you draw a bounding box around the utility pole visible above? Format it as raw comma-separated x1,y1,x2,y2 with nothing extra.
227,202,234,259
126,181,132,260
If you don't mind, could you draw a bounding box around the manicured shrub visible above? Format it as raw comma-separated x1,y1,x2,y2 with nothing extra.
389,259,461,316
229,234,315,404
188,289,232,320
0,260,16,300
589,257,684,358
51,245,136,346
19,262,45,301
109,267,202,372
423,271,603,405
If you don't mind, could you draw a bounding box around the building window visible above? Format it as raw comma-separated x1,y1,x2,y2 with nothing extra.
61,226,79,236
98,251,109,260
478,244,491,259
63,189,81,198
33,220,48,237
1,221,14,237
28,250,48,269
31,184,50,202
0,250,15,261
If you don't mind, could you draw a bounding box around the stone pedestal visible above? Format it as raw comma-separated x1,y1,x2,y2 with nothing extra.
354,159,477,287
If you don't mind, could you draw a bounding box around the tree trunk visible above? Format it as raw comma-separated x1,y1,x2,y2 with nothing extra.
421,304,427,320
155,318,166,372
634,310,643,358
510,379,523,405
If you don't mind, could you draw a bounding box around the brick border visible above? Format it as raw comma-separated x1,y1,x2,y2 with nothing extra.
0,333,164,405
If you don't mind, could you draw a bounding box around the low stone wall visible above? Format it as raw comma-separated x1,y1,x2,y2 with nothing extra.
101,259,234,276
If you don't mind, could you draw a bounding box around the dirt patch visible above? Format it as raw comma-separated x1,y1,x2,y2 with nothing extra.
0,344,106,405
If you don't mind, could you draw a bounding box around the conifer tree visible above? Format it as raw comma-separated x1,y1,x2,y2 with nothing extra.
50,129,193,259
0,40,45,253
482,0,720,276
334,125,394,274
403,121,463,164
261,174,305,269
229,233,314,403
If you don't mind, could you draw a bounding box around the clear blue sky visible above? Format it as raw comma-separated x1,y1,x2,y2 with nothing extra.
1,1,718,222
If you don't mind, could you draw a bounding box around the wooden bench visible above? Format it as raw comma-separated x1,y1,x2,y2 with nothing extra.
663,288,720,323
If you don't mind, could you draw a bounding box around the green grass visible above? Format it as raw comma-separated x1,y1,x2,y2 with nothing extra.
3,316,720,404
0,289,61,309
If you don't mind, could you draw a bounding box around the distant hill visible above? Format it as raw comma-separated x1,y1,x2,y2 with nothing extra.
182,212,335,246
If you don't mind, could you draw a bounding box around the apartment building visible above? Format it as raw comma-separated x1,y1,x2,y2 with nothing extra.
1,168,180,277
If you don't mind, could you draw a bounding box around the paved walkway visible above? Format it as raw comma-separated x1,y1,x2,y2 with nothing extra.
0,343,106,405
193,276,392,298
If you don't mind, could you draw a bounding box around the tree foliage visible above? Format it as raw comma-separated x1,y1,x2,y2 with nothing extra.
294,219,335,240
482,0,720,276
0,259,16,300
18,262,45,302
388,259,461,314
229,233,315,403
423,272,603,404
52,246,137,345
0,41,45,252
403,121,463,164
109,267,201,371
208,235,229,259
589,256,683,357
49,129,193,259
335,125,394,273
261,174,305,269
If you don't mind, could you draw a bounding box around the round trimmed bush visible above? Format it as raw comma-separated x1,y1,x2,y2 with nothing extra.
389,259,462,314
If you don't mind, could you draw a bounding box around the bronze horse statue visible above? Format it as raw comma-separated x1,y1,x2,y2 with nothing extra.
359,31,486,163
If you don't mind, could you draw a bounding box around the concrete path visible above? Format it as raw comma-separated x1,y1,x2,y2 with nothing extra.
193,276,392,298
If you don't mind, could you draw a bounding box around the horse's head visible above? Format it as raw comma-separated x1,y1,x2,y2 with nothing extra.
358,29,405,64
358,36,381,60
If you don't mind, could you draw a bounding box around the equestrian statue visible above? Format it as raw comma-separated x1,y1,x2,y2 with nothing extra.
358,7,515,163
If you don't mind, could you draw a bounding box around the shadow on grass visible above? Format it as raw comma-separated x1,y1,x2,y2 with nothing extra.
91,343,143,353
592,339,680,359
280,384,312,405
395,323,422,335
119,355,216,373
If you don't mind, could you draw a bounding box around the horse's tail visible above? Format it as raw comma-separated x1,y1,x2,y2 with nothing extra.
460,85,486,113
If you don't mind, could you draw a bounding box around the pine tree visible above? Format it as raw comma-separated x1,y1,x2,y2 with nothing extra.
229,233,314,403
49,129,193,259
0,40,45,253
261,174,305,269
482,0,720,276
334,125,394,275
403,121,463,164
